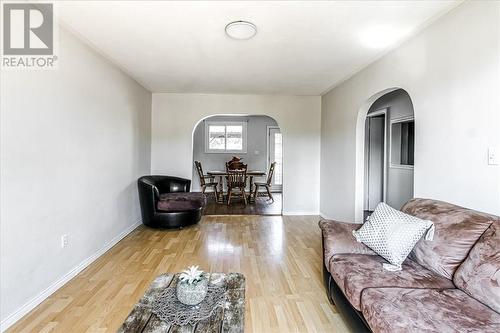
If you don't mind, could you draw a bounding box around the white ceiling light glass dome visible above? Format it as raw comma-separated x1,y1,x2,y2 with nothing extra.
225,21,257,40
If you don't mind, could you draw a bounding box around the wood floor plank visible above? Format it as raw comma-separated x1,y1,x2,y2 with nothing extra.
7,215,350,333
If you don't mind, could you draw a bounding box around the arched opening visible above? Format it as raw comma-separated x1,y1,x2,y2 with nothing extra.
191,114,283,215
355,88,415,221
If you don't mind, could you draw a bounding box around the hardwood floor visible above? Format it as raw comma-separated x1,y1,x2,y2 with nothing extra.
7,216,350,333
203,192,282,216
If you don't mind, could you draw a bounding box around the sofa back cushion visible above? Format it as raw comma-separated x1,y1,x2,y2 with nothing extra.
454,222,500,313
401,198,496,279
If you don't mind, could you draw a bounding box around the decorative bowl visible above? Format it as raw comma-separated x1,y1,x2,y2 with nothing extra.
176,277,208,306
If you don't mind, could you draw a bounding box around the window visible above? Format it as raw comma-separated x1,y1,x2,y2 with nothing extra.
205,121,247,153
272,133,283,186
390,118,414,167
267,126,283,191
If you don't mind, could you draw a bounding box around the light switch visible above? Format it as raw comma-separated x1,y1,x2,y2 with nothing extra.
254,150,260,155
488,147,499,165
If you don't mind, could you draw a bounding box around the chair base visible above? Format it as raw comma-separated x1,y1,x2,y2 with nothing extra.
142,208,203,229
253,184,274,202
227,188,247,205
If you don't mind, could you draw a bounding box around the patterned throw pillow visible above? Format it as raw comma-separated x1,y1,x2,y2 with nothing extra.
353,202,435,271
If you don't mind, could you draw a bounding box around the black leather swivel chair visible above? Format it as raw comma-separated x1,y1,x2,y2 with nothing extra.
137,175,205,229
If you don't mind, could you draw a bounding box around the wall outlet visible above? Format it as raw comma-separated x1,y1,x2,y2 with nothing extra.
488,147,499,165
61,234,69,248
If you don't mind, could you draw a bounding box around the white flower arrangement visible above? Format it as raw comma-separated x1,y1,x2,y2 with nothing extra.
179,265,205,285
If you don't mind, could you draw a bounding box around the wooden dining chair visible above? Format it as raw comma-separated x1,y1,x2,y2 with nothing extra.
194,161,218,199
226,160,245,171
226,156,245,170
226,164,248,205
253,162,276,202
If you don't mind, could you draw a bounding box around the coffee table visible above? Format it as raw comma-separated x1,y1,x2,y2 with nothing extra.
118,272,245,333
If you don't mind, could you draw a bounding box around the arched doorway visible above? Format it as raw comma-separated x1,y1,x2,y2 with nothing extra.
191,114,283,215
355,88,415,221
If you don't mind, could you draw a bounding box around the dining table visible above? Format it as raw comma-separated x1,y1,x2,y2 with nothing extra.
207,170,266,204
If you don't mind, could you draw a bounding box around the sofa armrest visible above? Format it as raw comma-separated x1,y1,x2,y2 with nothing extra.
319,220,375,270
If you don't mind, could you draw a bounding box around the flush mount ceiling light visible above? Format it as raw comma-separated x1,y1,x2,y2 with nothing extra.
225,21,257,40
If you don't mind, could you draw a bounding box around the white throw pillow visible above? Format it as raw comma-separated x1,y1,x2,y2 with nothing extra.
352,202,434,271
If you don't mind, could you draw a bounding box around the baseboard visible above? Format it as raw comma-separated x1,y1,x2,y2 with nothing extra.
282,211,319,216
319,212,336,220
0,220,142,332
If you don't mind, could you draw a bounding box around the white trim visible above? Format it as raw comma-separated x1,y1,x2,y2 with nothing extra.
282,211,319,216
0,220,142,332
390,115,415,124
204,121,247,154
389,116,415,169
366,109,386,118
389,164,414,170
319,212,336,220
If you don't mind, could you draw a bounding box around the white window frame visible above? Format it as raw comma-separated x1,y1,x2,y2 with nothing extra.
389,115,415,170
204,121,247,154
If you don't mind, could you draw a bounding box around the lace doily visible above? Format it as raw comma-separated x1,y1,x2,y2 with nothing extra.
151,285,226,326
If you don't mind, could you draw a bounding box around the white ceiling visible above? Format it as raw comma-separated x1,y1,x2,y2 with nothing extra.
58,1,459,95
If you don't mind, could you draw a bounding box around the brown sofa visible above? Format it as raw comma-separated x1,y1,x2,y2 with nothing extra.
320,198,500,333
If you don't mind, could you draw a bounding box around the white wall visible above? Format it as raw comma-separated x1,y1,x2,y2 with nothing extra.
0,28,152,328
151,93,321,214
192,115,278,191
321,1,500,222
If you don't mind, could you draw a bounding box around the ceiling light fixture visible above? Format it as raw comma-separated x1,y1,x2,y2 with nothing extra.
225,21,257,40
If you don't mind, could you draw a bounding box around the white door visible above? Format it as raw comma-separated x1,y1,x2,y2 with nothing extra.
268,127,283,192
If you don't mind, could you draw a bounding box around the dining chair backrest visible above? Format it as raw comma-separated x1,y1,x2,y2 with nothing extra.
266,162,276,186
227,165,247,188
194,161,206,186
226,160,245,171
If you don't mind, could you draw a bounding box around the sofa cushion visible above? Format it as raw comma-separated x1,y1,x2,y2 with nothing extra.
361,288,500,333
328,254,454,310
352,202,434,271
402,198,497,279
319,220,375,270
157,193,206,212
454,222,500,313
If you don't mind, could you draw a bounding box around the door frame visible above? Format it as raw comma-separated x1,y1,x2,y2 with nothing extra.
389,115,415,170
365,108,388,209
267,125,282,192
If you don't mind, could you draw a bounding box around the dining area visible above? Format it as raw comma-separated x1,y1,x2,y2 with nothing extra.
191,115,283,215
195,157,280,215
195,156,275,204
